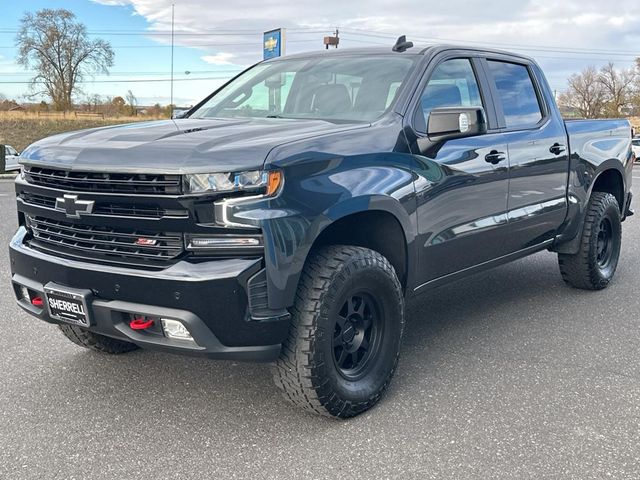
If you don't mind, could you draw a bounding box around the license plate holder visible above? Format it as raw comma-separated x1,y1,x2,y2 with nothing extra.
44,283,92,327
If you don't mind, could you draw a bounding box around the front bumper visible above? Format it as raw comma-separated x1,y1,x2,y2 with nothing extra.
9,227,290,361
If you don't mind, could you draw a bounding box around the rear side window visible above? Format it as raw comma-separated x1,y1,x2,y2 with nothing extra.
487,61,543,129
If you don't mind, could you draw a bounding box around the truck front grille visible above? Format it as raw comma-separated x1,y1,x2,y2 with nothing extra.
20,192,189,219
24,166,181,195
25,215,184,268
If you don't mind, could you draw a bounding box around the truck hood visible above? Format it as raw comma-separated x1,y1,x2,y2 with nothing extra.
20,117,367,174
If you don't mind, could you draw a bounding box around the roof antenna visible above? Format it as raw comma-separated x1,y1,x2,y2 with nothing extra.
392,35,414,53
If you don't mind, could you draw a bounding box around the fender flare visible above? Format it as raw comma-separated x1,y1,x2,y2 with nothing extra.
264,194,416,310
553,161,627,255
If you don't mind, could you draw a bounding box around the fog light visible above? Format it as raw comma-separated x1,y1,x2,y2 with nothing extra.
185,234,263,251
20,285,30,300
161,318,194,342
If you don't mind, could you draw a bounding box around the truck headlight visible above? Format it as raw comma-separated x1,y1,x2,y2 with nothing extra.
184,170,282,196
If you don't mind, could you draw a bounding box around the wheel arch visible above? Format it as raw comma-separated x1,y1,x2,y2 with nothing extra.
589,167,625,213
264,194,416,310
312,209,410,291
553,162,627,255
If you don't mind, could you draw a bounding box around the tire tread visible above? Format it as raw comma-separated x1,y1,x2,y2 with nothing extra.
558,191,621,290
58,324,138,354
272,245,404,418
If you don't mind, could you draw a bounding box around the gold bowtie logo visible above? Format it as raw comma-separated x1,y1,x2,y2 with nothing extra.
264,37,278,51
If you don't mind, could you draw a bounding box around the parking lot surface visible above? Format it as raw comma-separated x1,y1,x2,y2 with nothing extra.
1,171,640,479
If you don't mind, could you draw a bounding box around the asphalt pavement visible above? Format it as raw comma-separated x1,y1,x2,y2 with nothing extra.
1,171,640,479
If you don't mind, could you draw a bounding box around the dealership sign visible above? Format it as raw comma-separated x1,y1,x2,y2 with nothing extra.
263,28,286,60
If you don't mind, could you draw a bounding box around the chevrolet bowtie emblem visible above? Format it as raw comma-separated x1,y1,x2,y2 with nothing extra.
55,194,95,219
264,37,278,52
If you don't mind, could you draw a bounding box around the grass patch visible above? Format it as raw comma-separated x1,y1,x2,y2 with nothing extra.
0,112,162,152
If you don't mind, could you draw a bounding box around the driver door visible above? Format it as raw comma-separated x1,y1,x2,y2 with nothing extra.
409,56,511,286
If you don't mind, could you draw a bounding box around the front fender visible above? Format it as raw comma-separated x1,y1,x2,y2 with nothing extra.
264,194,416,310
225,158,419,310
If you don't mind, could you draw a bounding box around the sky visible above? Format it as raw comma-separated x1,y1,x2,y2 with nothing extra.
0,0,639,106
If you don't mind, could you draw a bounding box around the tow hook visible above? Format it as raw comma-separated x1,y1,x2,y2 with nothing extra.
129,317,155,330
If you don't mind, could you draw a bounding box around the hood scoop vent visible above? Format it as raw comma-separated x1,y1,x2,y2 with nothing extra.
181,127,205,134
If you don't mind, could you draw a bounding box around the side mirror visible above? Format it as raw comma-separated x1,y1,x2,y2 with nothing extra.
172,109,188,119
427,107,487,142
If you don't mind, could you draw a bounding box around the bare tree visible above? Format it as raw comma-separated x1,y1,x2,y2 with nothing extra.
125,90,138,116
598,62,636,117
631,58,640,116
83,93,103,113
15,9,114,111
558,66,605,119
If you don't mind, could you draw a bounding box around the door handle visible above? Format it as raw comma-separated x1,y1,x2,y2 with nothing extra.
549,143,566,155
485,150,506,165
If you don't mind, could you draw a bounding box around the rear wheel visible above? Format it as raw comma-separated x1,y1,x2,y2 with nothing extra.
272,245,404,418
558,191,622,290
58,324,139,354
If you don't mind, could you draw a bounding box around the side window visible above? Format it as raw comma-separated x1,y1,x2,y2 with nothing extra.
487,61,543,129
417,58,483,131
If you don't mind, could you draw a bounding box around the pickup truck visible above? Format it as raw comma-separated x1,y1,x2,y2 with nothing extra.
1,144,21,172
9,39,634,418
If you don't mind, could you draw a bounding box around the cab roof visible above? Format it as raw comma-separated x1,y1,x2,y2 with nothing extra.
276,44,537,65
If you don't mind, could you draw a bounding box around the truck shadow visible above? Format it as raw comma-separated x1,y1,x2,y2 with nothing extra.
20,250,619,430
48,255,556,409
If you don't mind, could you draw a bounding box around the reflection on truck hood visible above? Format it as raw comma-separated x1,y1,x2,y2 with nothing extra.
20,117,366,174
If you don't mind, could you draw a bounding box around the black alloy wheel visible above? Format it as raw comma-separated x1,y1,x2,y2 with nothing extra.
332,292,383,381
273,245,405,418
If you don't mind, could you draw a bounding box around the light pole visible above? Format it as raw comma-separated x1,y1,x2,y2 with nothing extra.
170,3,175,117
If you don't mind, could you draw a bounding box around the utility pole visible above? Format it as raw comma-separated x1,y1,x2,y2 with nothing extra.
170,3,175,118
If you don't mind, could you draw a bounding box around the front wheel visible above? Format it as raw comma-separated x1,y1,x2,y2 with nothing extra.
272,246,405,418
558,191,622,290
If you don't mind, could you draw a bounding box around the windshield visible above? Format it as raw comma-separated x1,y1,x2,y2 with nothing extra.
190,55,417,122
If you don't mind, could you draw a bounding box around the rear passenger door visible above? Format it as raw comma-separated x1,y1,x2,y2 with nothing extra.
484,58,570,252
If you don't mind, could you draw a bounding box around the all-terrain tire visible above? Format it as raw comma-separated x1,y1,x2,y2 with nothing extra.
558,191,622,290
272,245,405,419
58,324,139,354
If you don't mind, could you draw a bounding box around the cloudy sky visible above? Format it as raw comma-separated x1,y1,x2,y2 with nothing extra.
1,0,639,106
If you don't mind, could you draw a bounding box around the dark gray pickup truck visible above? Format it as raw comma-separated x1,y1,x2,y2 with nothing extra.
9,39,634,418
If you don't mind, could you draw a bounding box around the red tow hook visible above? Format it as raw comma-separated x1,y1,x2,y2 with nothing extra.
129,317,154,330
31,297,44,307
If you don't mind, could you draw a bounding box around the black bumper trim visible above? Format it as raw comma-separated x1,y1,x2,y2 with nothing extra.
10,227,290,361
12,272,282,362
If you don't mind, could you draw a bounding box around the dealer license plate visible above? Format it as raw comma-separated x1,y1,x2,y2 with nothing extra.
44,284,91,327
